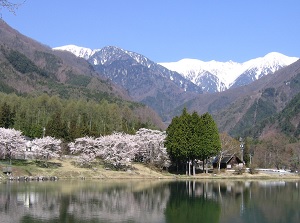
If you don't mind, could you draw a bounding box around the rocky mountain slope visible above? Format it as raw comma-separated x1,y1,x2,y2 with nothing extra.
55,45,202,121
182,59,300,137
0,20,125,100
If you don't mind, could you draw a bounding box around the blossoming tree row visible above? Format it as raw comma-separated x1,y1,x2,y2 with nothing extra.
0,127,170,170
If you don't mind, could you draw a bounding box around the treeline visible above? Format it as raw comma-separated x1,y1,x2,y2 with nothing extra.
0,92,156,141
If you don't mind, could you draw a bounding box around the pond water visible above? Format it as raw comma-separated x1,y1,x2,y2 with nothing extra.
0,179,299,223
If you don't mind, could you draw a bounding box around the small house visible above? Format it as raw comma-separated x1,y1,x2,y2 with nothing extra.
212,154,243,169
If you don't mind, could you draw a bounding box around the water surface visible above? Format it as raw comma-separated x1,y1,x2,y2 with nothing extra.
0,179,299,223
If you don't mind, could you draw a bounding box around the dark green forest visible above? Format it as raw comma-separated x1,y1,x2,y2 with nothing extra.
0,92,157,141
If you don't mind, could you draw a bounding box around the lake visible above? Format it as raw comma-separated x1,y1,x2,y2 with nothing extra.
0,179,299,223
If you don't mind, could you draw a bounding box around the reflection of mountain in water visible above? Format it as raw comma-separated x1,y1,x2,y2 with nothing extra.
0,180,299,223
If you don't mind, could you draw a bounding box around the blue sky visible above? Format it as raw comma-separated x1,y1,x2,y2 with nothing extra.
1,0,300,63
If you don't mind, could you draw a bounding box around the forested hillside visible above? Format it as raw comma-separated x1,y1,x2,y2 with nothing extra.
0,19,128,100
181,59,300,138
0,93,164,141
243,90,300,140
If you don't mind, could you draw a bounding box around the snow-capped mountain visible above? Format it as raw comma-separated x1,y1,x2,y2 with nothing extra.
159,59,244,92
230,52,298,88
54,45,202,121
54,45,155,68
54,45,201,93
53,45,95,60
159,52,299,92
87,46,202,93
54,45,298,93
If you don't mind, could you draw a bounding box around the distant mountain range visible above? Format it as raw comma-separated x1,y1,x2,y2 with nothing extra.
54,45,202,121
2,19,300,138
54,45,298,93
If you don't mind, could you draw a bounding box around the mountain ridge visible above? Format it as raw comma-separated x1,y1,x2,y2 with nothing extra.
84,46,202,121
159,52,298,92
54,45,298,94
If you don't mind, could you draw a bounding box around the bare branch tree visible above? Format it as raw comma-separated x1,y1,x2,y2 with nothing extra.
216,132,240,172
0,0,25,15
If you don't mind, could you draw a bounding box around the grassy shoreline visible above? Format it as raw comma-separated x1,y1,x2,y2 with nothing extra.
1,159,300,181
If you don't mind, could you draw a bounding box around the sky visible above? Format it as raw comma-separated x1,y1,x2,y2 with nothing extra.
1,0,300,63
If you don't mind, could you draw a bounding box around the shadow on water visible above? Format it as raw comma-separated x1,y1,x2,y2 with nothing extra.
0,179,299,223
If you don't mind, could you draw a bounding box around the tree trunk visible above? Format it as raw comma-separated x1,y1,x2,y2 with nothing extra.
218,154,223,173
186,161,188,175
193,159,196,176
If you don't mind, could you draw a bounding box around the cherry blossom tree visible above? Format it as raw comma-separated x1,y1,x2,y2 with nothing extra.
69,133,139,169
95,132,139,169
68,128,170,170
135,128,170,170
30,136,62,161
0,127,26,161
69,136,98,168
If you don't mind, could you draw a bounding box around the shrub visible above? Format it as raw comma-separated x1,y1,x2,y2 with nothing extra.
234,166,246,175
249,164,259,174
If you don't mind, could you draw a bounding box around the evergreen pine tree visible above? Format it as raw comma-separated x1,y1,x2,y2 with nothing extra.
45,112,68,140
0,102,15,128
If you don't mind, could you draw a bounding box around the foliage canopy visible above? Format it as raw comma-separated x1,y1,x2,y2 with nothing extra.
0,92,158,141
165,108,221,171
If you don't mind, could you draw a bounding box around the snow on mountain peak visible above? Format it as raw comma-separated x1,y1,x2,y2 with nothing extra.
263,52,298,65
239,52,299,80
159,52,299,91
53,45,299,93
53,45,94,60
159,58,244,89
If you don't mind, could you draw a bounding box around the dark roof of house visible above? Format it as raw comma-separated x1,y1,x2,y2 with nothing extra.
213,154,242,164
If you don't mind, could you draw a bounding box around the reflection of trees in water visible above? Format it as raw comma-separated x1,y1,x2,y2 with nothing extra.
211,180,300,223
165,181,221,223
0,180,300,223
0,182,62,223
240,181,300,223
66,183,170,222
165,180,300,223
0,181,170,223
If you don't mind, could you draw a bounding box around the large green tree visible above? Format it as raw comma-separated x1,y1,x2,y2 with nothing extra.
164,114,186,172
165,109,221,175
198,112,221,172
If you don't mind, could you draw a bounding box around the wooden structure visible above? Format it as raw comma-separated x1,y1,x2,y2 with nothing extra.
2,166,12,175
212,154,243,169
